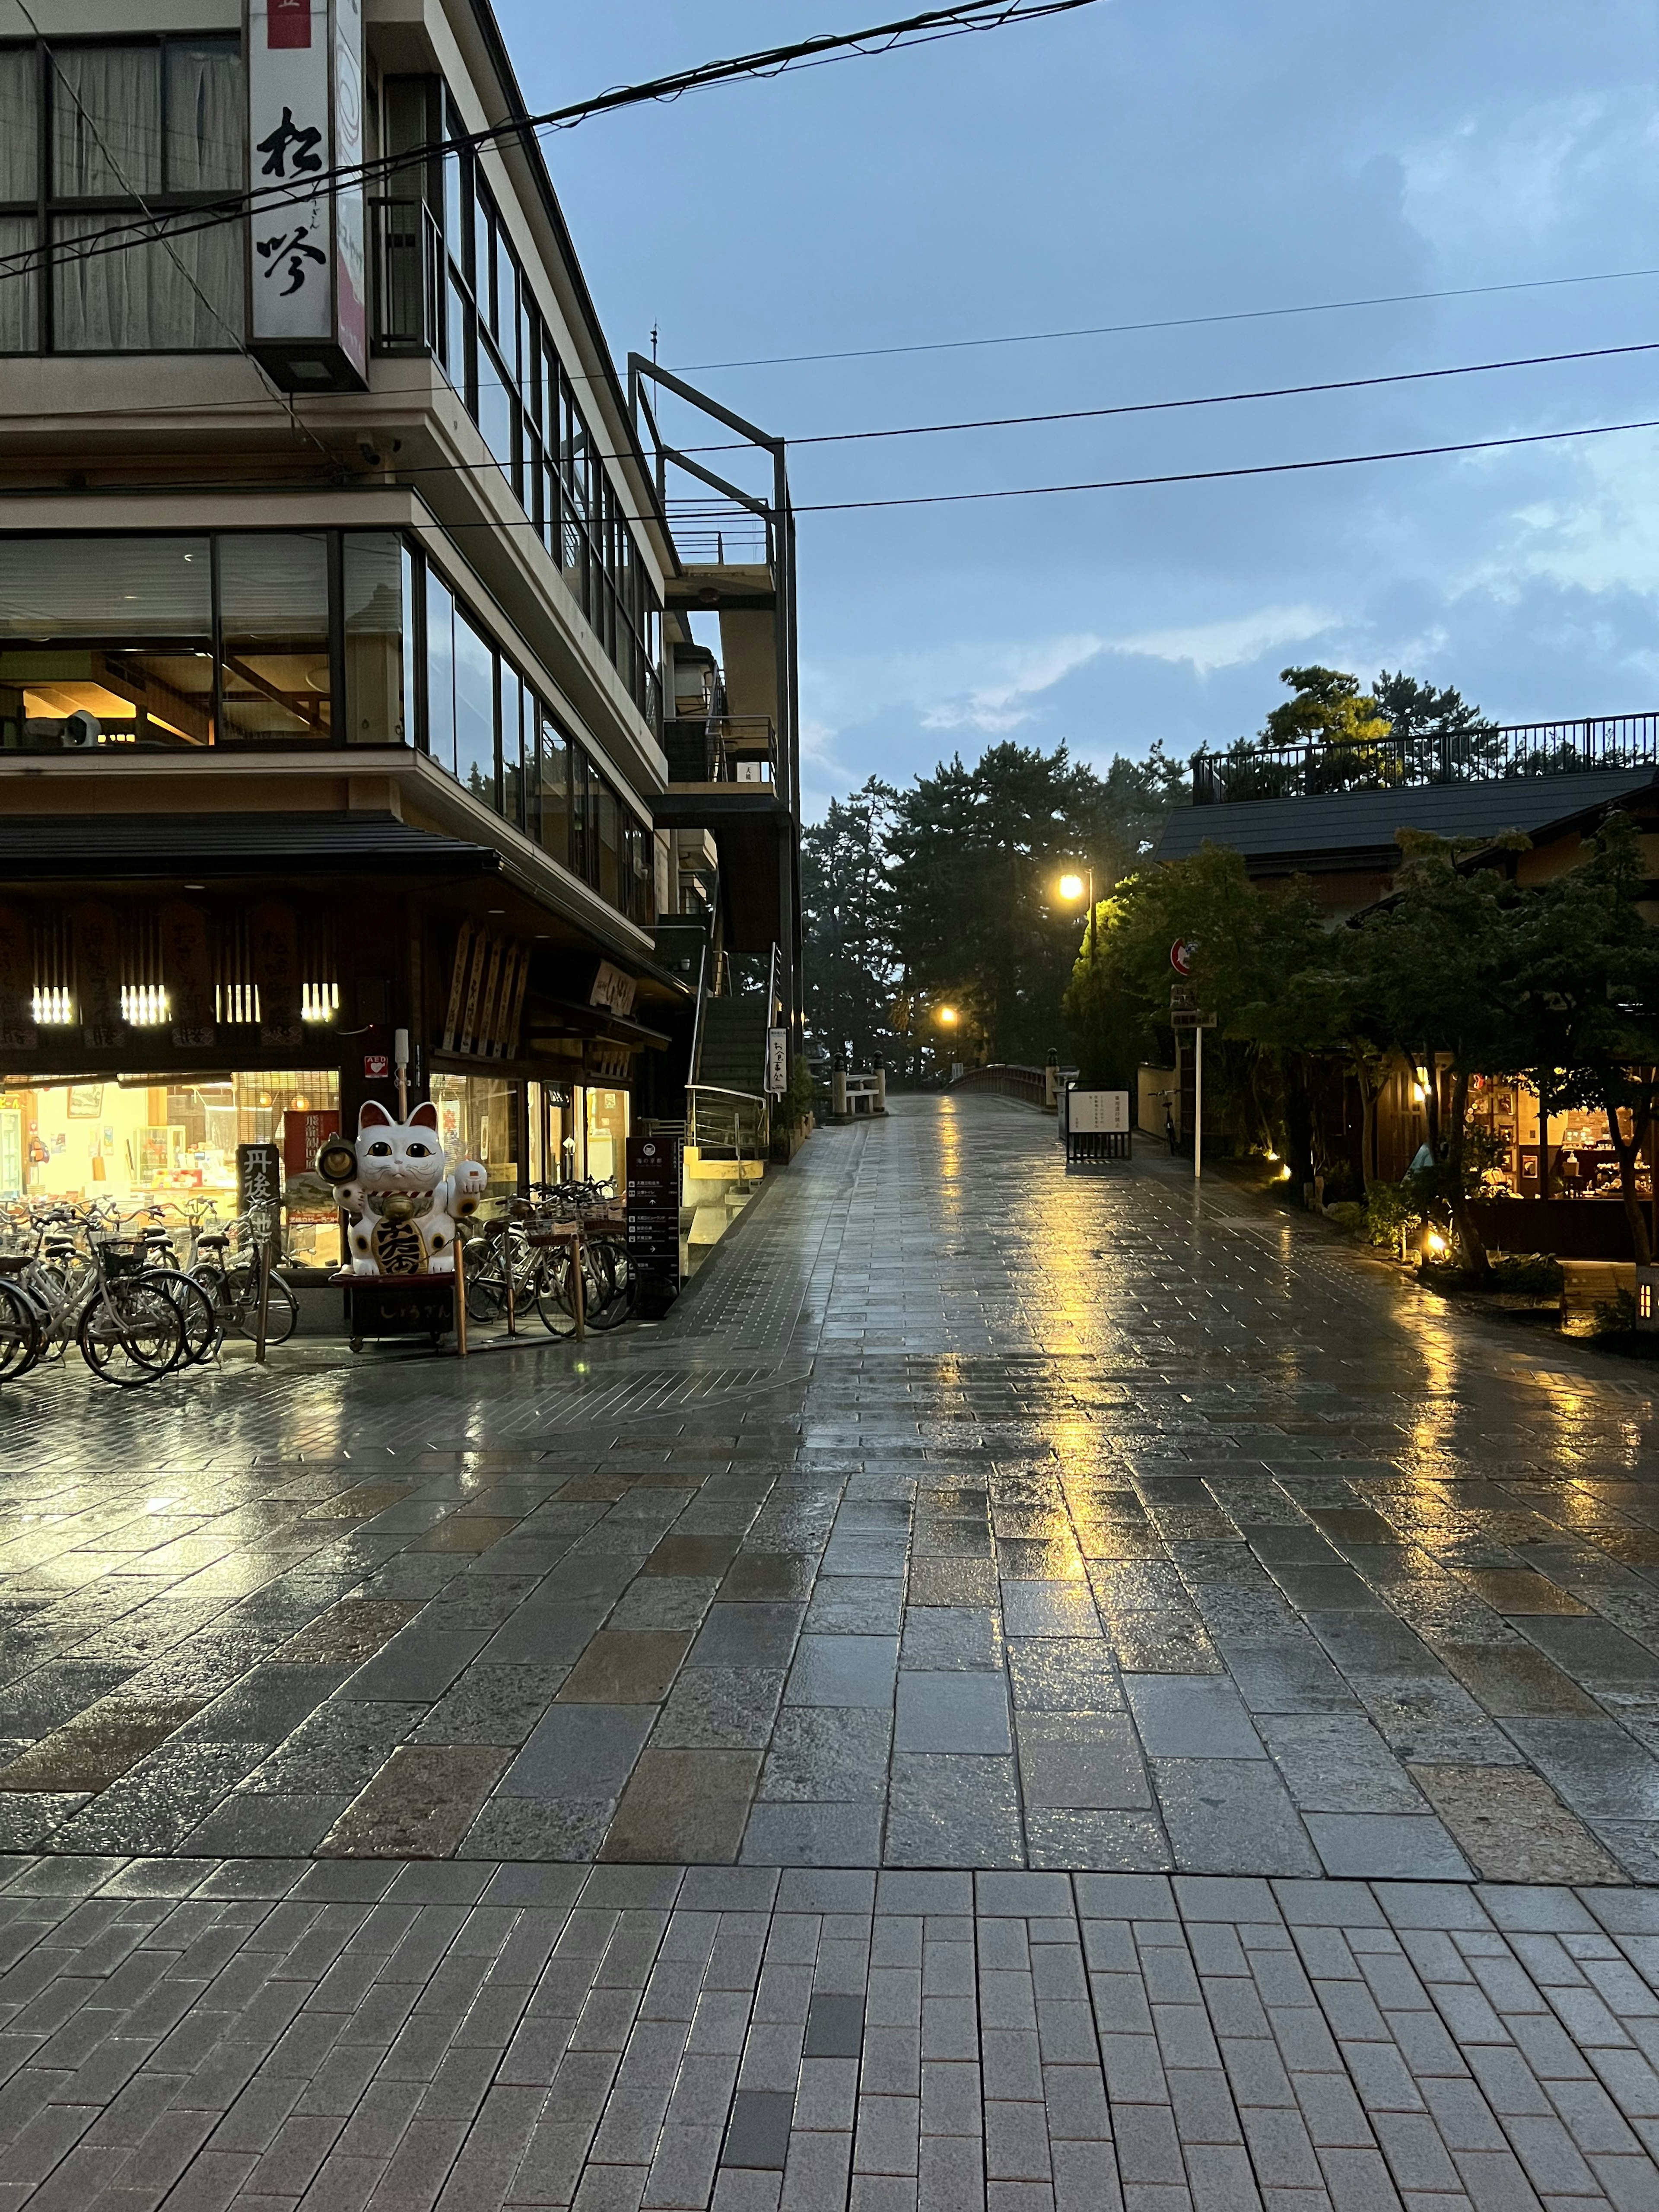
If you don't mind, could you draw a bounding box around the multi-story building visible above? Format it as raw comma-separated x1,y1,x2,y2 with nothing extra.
0,0,801,1274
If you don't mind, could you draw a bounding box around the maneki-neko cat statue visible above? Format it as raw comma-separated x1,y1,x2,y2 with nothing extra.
317,1101,487,1276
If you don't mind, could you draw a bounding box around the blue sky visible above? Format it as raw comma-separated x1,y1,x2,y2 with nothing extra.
495,0,1659,817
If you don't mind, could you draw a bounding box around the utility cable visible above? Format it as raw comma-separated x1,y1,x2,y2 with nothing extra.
0,0,1102,286
18,411,1659,524
677,263,1659,372
670,337,1659,455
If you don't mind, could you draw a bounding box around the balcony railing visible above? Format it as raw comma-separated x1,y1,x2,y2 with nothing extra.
664,716,778,788
1191,712,1659,804
369,198,441,353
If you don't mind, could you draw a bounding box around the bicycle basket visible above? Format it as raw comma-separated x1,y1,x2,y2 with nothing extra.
100,1243,149,1279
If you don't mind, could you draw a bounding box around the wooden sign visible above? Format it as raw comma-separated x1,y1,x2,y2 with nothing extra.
0,903,35,1052
441,918,473,1052
71,900,123,1048
250,899,303,1049
159,899,216,1049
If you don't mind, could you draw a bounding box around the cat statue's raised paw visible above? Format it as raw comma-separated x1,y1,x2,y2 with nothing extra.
331,1100,487,1276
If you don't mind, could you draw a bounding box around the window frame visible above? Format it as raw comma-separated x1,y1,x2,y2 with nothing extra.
0,31,249,358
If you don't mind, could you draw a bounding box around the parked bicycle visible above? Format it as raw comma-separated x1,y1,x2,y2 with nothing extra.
462,1177,632,1335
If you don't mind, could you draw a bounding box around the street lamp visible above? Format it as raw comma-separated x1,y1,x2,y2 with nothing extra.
1057,867,1096,964
936,1005,959,1028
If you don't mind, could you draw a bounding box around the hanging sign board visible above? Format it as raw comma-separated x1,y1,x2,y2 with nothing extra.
247,0,367,388
590,960,638,1019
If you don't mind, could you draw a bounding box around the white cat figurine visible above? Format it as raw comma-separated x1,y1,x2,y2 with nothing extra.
338,1100,488,1276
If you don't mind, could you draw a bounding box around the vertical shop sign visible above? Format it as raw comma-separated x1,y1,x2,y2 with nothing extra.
441,919,473,1053
501,943,530,1057
250,899,303,1050
331,0,367,378
626,1134,681,1319
159,899,216,1049
247,0,365,380
472,937,505,1060
0,904,35,1052
766,1027,788,1096
71,902,123,1049
237,1139,283,1230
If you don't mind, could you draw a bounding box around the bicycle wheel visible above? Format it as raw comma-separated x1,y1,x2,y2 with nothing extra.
78,1281,183,1386
534,1247,578,1336
464,1239,511,1322
187,1262,234,1332
583,1236,633,1331
0,1280,44,1379
228,1264,298,1345
146,1270,220,1366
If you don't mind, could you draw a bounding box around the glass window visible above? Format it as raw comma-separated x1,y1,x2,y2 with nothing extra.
163,41,244,192
218,534,331,742
499,661,524,828
425,568,455,772
430,1071,518,1200
0,534,211,749
453,603,495,807
51,44,162,197
343,533,407,745
477,338,515,479
0,216,34,352
0,48,37,201
2,1072,339,1255
54,210,241,351
536,711,570,866
596,773,620,906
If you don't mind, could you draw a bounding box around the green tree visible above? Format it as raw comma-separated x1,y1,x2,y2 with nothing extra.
1347,833,1533,1279
1264,665,1391,750
886,739,1180,1066
1373,670,1501,782
1510,813,1659,1263
801,778,899,1065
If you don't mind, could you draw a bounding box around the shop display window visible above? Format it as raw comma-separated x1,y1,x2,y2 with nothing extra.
583,1084,629,1188
0,1069,341,1265
218,534,331,742
430,1071,518,1199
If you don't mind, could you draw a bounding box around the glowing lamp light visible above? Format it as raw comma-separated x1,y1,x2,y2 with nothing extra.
1058,873,1085,902
1426,1230,1448,1255
1411,1083,1426,1103
936,1005,959,1027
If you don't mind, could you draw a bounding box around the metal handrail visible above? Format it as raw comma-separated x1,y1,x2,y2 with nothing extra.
1191,710,1659,804
369,197,441,353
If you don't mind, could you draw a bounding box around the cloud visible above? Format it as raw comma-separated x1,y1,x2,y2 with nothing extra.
921,632,1104,731
1105,604,1342,675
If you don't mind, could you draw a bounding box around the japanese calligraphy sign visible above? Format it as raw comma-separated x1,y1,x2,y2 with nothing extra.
247,0,366,381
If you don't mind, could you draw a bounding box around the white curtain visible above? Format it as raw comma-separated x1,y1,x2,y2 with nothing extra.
0,218,35,353
164,42,244,194
54,212,241,350
50,45,162,198
0,48,36,203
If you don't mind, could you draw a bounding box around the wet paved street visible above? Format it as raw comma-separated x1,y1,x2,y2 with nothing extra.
3,1093,1659,2208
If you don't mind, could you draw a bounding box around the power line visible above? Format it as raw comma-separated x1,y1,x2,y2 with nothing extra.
674,264,1659,372
673,338,1659,455
21,411,1659,525
0,0,1102,286
779,413,1659,515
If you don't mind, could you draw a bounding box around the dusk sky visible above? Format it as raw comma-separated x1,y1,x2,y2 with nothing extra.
496,0,1659,817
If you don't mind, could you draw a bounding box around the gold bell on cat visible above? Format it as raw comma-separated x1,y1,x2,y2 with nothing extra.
379,1192,417,1223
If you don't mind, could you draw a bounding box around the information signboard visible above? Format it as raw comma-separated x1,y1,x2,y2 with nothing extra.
626,1135,682,1319
1068,1090,1130,1134
237,1141,283,1241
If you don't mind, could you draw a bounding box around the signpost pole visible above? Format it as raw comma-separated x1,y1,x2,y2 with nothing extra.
453,1234,469,1357
1194,1023,1204,1184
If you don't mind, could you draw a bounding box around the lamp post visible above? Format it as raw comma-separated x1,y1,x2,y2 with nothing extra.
1058,869,1096,964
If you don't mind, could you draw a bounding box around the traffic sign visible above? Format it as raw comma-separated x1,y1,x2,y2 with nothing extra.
1170,939,1196,977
